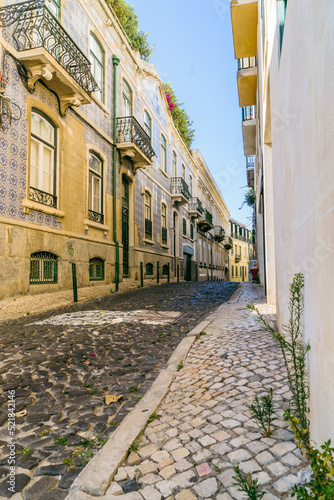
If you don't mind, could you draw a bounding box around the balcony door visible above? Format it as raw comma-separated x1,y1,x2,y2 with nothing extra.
122,175,129,278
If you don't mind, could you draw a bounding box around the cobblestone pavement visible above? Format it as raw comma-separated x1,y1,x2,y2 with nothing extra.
0,281,238,499
103,283,308,500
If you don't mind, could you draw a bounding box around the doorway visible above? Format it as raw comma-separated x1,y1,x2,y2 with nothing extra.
122,175,129,278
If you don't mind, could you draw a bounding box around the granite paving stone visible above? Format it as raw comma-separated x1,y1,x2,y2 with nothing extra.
106,283,308,499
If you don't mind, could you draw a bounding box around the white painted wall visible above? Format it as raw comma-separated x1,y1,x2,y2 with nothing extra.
268,0,334,444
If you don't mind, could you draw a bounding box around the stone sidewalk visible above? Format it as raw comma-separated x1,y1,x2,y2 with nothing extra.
0,277,179,322
68,283,308,500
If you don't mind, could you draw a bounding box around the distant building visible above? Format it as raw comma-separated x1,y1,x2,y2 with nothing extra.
229,219,250,283
0,0,230,299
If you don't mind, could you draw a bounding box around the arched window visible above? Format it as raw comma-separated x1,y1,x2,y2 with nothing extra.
161,134,167,172
144,111,151,139
88,152,103,223
89,257,105,281
30,252,58,284
162,264,169,275
172,151,177,177
182,218,187,236
181,164,185,180
90,33,105,103
30,110,57,208
144,191,152,239
122,79,132,116
161,203,167,244
146,263,153,275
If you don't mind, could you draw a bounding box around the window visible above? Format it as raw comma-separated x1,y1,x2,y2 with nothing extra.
144,111,151,138
189,174,193,195
236,266,238,277
30,252,58,284
122,79,132,116
161,203,167,244
90,34,105,103
190,223,194,240
172,151,177,177
146,263,153,275
277,0,287,54
182,218,187,237
30,110,57,207
162,264,169,275
161,135,167,172
88,152,103,223
231,265,234,278
144,191,152,239
235,244,237,255
89,258,104,281
181,164,185,180
48,0,61,20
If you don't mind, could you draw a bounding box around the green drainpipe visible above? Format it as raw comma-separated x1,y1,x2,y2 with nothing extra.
112,55,120,291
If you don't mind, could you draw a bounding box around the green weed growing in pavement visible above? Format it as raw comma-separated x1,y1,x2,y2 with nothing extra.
20,447,33,455
126,430,145,457
54,436,68,446
129,385,138,392
250,387,277,436
89,389,98,395
39,428,52,437
78,429,109,465
62,458,72,466
147,412,160,423
233,465,265,500
130,394,142,401
247,273,310,432
109,420,118,426
177,361,184,371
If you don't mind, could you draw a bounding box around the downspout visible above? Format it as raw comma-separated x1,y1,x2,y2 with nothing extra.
112,55,120,291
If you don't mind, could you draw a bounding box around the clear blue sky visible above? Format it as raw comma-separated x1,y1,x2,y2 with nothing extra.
134,0,253,227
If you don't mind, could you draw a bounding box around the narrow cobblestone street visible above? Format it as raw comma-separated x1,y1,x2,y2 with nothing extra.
86,284,308,500
0,281,238,499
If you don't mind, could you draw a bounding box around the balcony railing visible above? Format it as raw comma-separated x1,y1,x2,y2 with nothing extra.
145,218,152,239
10,0,98,94
162,226,167,244
242,106,256,121
238,56,257,70
246,155,255,169
29,186,57,208
170,177,191,200
235,253,242,262
189,197,204,215
224,236,233,250
198,209,213,232
214,226,225,241
116,116,155,162
88,209,104,225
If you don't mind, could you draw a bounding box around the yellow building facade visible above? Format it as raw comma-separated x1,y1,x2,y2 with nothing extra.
228,219,250,283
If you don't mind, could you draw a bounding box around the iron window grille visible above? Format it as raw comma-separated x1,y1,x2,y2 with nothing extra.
30,251,58,284
9,0,98,94
170,177,191,200
146,263,153,275
89,257,104,281
116,116,155,161
29,187,57,208
88,210,104,224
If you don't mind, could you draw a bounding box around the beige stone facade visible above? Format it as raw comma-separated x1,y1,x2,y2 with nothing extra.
0,0,230,299
228,219,250,283
230,0,334,443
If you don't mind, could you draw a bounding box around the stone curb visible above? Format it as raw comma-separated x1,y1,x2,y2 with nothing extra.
66,319,213,498
226,283,243,303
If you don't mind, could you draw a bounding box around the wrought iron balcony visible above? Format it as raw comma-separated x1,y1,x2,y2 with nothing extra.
116,116,155,170
145,218,152,239
197,209,213,232
214,226,225,242
242,106,256,121
188,197,204,217
29,186,57,208
6,0,98,115
170,177,191,207
224,236,233,250
161,226,168,244
237,57,257,70
88,209,104,225
235,253,242,262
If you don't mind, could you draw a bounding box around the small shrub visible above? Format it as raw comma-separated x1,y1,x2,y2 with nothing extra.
250,387,277,436
177,361,184,371
233,464,265,500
